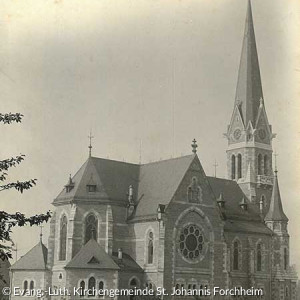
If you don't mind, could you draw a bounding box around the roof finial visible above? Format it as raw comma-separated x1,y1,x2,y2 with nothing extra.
88,130,94,157
191,139,198,154
274,150,278,174
39,225,44,242
213,159,218,177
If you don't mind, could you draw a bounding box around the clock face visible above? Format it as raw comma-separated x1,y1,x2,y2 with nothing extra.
234,129,242,140
259,129,266,140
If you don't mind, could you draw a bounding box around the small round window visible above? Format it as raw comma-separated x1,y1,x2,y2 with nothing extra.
179,224,204,261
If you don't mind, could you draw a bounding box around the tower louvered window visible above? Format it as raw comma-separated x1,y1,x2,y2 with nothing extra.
264,155,268,175
258,154,263,175
284,248,288,270
59,215,67,261
237,154,242,179
85,213,98,243
231,155,236,179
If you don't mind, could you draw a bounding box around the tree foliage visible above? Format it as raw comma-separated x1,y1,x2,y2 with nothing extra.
0,113,51,261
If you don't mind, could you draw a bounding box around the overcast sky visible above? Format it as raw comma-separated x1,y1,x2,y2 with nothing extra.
1,0,300,272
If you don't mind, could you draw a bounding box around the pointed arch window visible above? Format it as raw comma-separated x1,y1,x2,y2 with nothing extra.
85,213,98,243
23,280,28,291
258,154,263,175
257,243,262,271
233,240,240,270
88,277,96,297
284,248,288,270
237,154,242,179
29,280,34,290
59,215,67,261
79,280,85,297
231,155,236,179
147,231,154,264
264,155,268,175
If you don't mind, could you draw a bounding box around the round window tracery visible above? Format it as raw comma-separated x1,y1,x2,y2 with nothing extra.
179,224,204,261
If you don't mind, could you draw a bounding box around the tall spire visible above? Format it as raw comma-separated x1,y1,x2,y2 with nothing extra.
235,0,263,127
264,171,288,222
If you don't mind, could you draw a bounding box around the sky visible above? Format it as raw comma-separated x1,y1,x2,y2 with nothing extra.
0,0,300,273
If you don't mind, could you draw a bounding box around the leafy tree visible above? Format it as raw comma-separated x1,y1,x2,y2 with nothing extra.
0,113,51,261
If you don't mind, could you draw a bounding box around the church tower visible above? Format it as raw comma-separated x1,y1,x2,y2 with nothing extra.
225,0,275,208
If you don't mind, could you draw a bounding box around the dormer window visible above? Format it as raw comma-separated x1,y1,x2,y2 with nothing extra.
65,174,74,193
66,185,74,193
87,184,96,193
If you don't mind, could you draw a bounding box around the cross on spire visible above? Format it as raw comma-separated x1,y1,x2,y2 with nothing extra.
88,131,94,157
191,139,198,154
39,225,44,242
213,159,218,178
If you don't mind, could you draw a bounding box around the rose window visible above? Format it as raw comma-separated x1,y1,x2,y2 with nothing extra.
179,224,204,261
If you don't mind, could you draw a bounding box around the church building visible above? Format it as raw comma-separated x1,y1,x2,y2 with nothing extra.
10,1,298,299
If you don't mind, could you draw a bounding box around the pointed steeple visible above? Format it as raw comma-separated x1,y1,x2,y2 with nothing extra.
265,171,288,222
235,0,263,127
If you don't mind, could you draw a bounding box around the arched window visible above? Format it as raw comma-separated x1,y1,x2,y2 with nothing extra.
99,281,104,290
257,243,262,271
79,280,85,297
284,248,288,270
258,154,262,175
175,283,180,291
59,215,67,261
237,154,242,179
23,280,28,291
129,278,138,300
233,240,240,270
29,280,34,290
147,231,154,264
231,155,236,179
88,277,96,297
285,286,289,299
264,155,268,175
99,281,104,298
85,213,98,243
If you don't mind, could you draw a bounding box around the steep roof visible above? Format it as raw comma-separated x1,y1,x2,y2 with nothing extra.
54,154,195,218
235,0,263,126
65,239,119,270
10,241,48,270
54,156,140,204
135,155,195,218
265,171,288,222
208,177,272,235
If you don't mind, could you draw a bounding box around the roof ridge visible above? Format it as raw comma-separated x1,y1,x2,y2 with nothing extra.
140,154,195,166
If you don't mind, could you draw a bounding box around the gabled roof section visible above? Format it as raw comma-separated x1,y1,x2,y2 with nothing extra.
134,154,196,218
265,172,288,222
10,241,48,270
235,0,263,127
54,156,140,204
112,252,143,272
65,239,119,270
208,177,272,235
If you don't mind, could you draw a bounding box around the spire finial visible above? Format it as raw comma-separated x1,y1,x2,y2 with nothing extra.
213,159,218,177
274,151,278,174
39,225,44,242
191,139,198,154
88,130,94,157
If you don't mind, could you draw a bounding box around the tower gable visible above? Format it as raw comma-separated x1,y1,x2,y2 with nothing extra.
227,105,246,144
254,102,272,145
